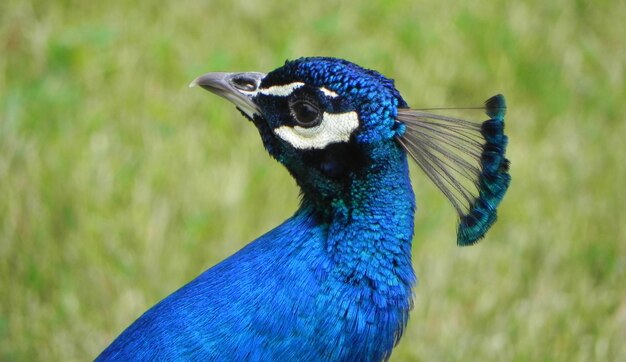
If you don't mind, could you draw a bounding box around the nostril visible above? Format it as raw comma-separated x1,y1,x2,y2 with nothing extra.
231,75,259,92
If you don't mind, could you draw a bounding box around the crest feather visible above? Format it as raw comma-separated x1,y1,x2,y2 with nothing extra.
396,94,510,245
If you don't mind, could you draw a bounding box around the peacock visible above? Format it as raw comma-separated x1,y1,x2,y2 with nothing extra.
97,57,510,361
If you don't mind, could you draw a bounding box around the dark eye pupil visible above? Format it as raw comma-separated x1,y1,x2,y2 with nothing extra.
292,101,320,127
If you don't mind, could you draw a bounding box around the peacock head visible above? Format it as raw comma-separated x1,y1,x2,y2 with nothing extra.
191,57,410,204
191,57,511,245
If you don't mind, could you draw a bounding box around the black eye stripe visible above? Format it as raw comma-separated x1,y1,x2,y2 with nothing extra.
254,84,356,131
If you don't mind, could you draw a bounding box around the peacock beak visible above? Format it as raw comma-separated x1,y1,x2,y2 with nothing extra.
190,72,266,118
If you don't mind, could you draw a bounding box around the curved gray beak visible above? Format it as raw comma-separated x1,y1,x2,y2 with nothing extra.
190,72,266,118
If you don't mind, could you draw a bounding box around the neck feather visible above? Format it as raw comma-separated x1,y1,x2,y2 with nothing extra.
302,142,416,287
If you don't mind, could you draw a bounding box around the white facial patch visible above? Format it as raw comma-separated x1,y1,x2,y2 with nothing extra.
320,87,338,98
241,82,304,97
242,82,339,99
273,111,359,150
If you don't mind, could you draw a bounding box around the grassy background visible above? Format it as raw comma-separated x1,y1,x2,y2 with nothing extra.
1,0,625,360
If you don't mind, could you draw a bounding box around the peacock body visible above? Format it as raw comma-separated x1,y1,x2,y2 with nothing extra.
97,57,509,361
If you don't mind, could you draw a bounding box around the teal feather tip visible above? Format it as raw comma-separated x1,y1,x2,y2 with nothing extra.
396,93,511,246
457,94,510,246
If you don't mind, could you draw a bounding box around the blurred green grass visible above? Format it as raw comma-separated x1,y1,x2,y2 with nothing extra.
1,0,624,360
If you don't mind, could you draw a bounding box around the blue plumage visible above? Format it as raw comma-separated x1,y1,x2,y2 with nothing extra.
97,57,510,361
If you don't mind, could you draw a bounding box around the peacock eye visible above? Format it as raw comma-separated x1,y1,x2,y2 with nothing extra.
289,100,321,128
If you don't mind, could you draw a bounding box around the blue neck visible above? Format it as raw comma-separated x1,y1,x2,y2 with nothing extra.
296,142,416,359
302,142,416,297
